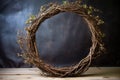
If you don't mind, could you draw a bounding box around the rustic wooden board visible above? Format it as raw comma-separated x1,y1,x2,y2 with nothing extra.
0,67,120,80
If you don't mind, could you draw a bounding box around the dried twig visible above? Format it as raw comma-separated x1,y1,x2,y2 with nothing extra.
18,0,104,77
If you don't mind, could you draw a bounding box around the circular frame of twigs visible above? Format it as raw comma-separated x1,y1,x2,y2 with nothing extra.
18,0,104,77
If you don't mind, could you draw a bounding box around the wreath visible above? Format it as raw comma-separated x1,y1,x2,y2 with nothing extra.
17,0,105,77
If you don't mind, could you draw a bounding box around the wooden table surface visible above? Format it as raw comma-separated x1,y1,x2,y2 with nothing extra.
0,67,120,80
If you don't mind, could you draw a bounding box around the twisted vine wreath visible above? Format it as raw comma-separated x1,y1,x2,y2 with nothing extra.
17,0,105,77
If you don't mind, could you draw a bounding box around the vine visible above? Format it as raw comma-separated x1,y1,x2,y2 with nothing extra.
17,0,104,77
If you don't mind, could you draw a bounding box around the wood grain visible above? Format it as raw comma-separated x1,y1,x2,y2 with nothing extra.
0,67,120,80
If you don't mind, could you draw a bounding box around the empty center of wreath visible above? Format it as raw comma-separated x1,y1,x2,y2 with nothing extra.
36,12,92,67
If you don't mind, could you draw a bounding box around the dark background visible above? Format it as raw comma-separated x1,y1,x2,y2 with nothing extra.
0,0,120,67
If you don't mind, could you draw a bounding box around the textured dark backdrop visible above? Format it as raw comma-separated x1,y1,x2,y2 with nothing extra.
0,0,119,67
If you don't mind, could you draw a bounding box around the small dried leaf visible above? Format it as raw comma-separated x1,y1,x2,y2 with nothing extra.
40,6,46,12
83,4,87,8
88,10,92,14
25,15,36,24
102,33,105,38
25,20,31,24
96,16,99,18
89,6,92,10
30,15,36,20
63,0,69,5
24,60,28,63
97,20,104,25
17,53,22,57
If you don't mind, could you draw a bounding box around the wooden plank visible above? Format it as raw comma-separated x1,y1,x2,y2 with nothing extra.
0,68,41,75
0,67,120,80
83,67,120,77
0,67,120,76
0,75,119,80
